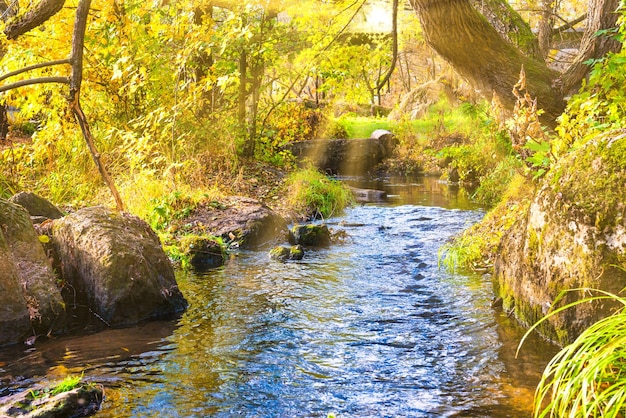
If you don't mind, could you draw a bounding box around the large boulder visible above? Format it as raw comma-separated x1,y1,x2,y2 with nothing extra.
0,199,67,346
52,206,187,327
494,132,626,345
180,196,287,249
0,220,31,346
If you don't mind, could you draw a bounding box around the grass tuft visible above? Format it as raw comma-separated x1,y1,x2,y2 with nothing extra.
518,289,626,417
286,167,354,219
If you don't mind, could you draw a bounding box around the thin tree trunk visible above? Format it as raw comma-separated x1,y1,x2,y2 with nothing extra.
374,0,399,97
69,0,124,211
537,0,556,59
560,0,621,95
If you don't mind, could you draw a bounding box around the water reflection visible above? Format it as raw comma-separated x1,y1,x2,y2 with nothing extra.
0,177,557,417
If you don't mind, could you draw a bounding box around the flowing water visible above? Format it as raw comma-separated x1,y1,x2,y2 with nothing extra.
0,176,558,417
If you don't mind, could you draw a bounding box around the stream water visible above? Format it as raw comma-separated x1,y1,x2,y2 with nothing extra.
0,176,558,417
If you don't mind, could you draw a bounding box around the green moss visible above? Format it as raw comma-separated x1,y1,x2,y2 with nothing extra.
549,135,626,233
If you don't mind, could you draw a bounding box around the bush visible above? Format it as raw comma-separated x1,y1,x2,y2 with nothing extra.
472,156,522,206
286,167,354,219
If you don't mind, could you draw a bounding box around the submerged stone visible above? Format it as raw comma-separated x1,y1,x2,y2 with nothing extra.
180,235,225,270
289,224,331,247
269,245,304,261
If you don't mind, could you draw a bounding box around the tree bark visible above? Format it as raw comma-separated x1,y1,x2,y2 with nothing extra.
410,0,563,124
469,0,543,61
4,0,66,40
410,0,621,126
561,0,621,95
537,0,556,59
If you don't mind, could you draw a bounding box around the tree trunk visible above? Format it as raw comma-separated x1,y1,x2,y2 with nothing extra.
410,0,564,124
193,4,215,117
561,0,621,95
469,0,543,61
410,0,621,126
537,0,556,59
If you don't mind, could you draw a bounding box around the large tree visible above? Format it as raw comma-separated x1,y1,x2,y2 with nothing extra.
409,0,621,126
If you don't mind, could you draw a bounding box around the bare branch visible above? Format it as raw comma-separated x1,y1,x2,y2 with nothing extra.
0,76,69,93
555,13,587,33
0,59,70,83
374,0,399,99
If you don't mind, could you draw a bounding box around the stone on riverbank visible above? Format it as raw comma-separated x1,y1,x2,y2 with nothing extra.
0,383,103,417
494,132,626,345
0,198,67,346
52,206,187,327
179,196,287,249
10,191,64,221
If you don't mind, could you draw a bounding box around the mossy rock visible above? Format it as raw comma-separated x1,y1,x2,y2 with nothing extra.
289,224,331,247
0,383,103,417
179,235,225,270
269,245,304,262
494,132,626,345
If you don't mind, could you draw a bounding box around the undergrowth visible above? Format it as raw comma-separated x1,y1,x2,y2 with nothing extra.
439,174,533,272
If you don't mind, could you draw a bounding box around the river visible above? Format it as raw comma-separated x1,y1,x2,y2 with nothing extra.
0,176,557,417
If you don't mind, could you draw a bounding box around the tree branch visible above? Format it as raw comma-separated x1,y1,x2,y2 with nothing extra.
554,13,587,33
374,0,399,96
0,59,70,83
0,76,69,93
4,0,66,40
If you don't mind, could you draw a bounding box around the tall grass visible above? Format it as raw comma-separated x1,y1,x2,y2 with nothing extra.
286,167,354,219
518,288,626,417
